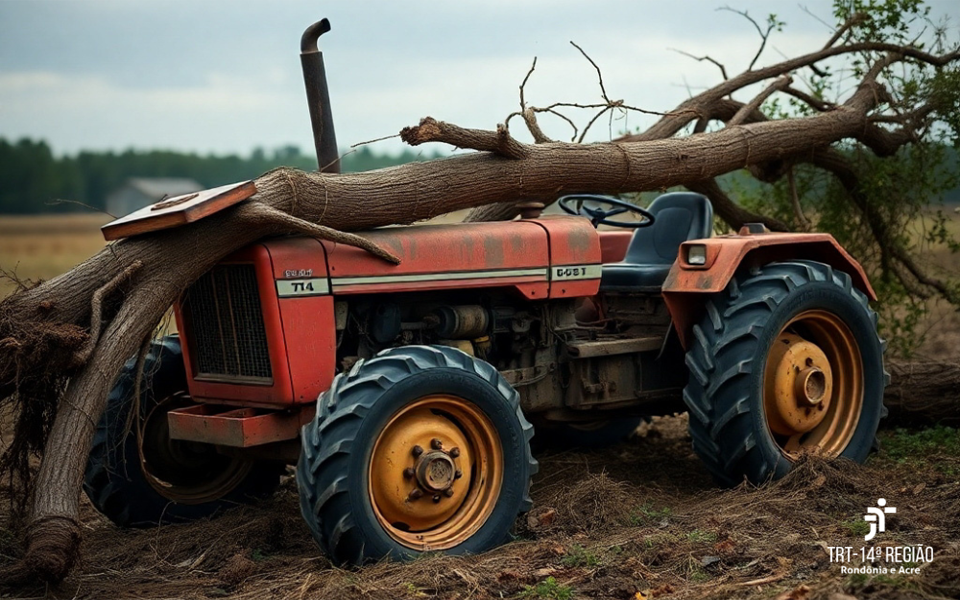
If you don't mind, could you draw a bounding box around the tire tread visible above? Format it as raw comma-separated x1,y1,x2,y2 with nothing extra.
682,261,887,485
296,344,537,564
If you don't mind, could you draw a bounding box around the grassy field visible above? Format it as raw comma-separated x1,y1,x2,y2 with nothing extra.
0,213,109,297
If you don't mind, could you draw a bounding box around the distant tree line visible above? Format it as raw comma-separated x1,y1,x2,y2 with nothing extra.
2,137,957,216
0,138,441,214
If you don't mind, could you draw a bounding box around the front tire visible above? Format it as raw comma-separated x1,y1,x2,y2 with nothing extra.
296,345,537,565
83,336,281,527
683,261,887,486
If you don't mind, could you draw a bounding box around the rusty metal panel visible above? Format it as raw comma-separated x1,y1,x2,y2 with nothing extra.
174,244,295,406
167,403,313,447
102,181,256,241
663,232,874,297
566,336,662,358
662,231,876,349
264,238,336,404
321,221,551,299
598,230,634,263
531,216,603,298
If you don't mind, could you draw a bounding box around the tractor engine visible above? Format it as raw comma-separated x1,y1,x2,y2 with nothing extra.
346,299,538,368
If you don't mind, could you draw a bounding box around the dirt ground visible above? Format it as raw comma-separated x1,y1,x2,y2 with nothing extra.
1,215,960,599
1,416,958,600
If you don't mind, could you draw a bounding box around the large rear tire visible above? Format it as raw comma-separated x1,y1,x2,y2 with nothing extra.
296,345,537,565
83,336,281,527
683,261,887,486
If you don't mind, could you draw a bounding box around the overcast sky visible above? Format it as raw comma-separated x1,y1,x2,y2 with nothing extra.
1,0,956,158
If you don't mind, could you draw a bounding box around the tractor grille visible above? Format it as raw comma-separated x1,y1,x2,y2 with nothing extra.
184,264,272,382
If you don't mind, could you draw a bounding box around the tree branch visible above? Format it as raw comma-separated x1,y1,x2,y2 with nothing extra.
519,56,536,110
822,12,870,49
569,41,611,102
718,6,776,71
239,202,401,265
669,48,729,80
807,148,960,303
782,86,836,111
728,75,792,126
401,118,528,159
686,64,931,162
685,179,790,231
787,166,812,231
521,108,555,144
73,260,143,367
510,57,556,143
624,43,960,142
578,105,617,143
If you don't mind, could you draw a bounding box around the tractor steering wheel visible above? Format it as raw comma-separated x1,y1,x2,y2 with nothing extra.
558,194,655,229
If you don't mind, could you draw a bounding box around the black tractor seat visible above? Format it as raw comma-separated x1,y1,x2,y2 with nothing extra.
600,192,714,292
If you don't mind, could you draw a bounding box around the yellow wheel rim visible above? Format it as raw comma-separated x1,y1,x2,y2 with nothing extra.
762,310,864,458
368,395,503,551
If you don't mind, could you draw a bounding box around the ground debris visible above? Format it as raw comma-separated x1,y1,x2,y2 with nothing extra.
1,415,957,600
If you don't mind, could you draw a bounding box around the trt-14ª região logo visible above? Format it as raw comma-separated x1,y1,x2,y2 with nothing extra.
827,498,934,576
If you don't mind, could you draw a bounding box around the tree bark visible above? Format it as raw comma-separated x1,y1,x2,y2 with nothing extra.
884,360,960,426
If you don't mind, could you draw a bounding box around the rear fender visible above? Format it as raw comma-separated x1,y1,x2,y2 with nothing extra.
662,232,875,349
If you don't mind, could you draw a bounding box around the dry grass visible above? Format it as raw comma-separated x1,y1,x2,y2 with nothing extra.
0,214,109,298
2,415,958,600
887,209,960,359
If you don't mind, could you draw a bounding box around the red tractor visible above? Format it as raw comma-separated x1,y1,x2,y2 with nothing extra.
84,20,886,565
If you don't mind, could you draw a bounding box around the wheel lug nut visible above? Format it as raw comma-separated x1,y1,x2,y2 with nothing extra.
444,488,454,497
449,447,460,458
412,445,423,458
431,438,442,450
454,469,462,479
403,467,415,479
408,489,423,501
433,495,441,503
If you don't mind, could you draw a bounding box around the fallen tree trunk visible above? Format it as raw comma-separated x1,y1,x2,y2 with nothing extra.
0,95,896,397
884,360,960,426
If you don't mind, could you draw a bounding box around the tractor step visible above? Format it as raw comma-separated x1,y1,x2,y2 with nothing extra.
566,336,663,358
167,403,313,448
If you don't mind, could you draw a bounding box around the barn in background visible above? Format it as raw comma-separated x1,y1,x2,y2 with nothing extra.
106,177,202,217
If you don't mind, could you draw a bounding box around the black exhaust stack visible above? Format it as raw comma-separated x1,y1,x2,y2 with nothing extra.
300,19,339,173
